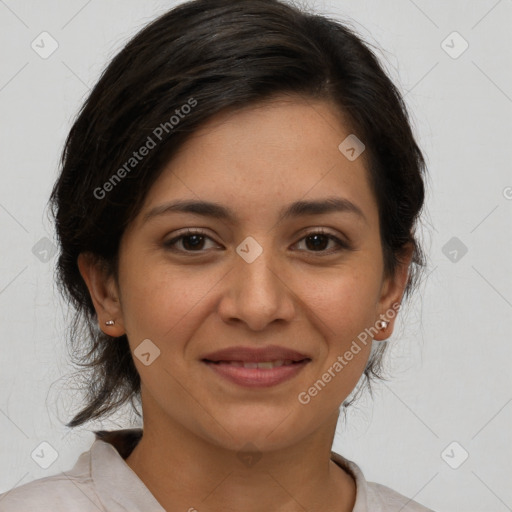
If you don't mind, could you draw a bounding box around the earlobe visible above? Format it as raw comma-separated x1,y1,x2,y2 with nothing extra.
77,252,125,336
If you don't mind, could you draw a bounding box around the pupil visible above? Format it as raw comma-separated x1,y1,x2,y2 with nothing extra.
306,234,328,251
184,235,203,250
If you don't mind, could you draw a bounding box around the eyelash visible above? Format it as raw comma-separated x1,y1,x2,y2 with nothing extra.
163,228,350,256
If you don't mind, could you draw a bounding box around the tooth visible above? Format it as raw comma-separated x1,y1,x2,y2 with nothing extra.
216,360,297,369
257,362,275,369
238,360,288,369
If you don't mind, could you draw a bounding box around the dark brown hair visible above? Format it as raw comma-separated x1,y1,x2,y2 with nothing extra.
48,0,428,428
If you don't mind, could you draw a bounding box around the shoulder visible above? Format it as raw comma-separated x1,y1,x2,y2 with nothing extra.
366,481,435,512
330,451,435,512
0,451,104,512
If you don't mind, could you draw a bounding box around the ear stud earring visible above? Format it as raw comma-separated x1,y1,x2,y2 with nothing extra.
376,320,388,330
105,320,115,326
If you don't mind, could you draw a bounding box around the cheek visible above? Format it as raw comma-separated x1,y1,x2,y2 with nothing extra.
119,261,223,342
304,264,381,333
303,265,380,377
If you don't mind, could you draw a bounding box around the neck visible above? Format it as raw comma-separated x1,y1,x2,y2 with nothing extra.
124,411,356,512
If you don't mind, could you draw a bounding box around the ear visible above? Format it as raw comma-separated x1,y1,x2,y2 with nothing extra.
373,243,414,341
77,252,125,337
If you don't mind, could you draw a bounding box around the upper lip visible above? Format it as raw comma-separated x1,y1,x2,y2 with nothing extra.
202,345,311,363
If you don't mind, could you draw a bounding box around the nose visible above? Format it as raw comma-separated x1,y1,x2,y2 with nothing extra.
217,244,296,331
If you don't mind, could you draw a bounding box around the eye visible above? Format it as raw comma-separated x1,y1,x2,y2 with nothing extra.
293,228,350,255
163,228,220,253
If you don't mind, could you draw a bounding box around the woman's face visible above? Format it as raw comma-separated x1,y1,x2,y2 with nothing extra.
81,95,410,451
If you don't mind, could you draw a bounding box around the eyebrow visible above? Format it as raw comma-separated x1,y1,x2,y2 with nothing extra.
142,196,367,225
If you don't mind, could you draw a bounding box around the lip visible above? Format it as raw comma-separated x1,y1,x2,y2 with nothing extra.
201,345,311,388
203,360,310,388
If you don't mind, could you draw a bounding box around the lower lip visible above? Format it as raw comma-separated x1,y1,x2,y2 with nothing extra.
203,360,310,388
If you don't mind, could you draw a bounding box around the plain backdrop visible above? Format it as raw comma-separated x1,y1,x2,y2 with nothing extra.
1,1,511,511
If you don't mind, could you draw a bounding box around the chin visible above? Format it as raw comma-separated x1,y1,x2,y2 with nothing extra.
198,409,309,453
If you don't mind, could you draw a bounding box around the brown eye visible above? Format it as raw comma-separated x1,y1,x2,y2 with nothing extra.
294,230,350,255
164,229,219,253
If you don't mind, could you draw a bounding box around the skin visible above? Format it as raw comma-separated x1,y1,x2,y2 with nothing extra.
78,94,413,512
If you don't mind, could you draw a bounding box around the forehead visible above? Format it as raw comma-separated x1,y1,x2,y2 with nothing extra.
136,96,378,227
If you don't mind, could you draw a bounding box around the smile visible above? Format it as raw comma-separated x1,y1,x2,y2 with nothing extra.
202,359,311,387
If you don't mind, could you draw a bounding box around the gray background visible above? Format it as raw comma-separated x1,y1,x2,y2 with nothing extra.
1,1,511,511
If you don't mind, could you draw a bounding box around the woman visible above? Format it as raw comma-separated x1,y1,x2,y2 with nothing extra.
0,0,433,510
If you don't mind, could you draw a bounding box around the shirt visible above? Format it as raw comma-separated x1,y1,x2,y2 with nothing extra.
0,428,434,511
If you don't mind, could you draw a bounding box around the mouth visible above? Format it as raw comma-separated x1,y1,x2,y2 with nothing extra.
200,345,312,387
202,358,311,388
